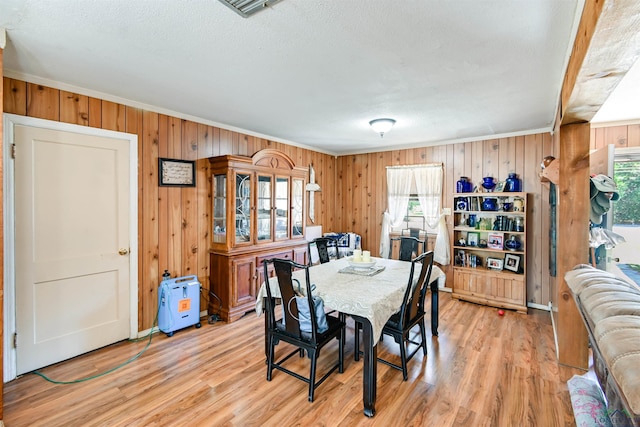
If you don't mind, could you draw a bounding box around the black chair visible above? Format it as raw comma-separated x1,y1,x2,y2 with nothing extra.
355,251,434,380
390,235,426,261
308,237,341,265
263,258,345,402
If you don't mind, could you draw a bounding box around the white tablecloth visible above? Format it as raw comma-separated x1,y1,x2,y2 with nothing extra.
256,257,444,345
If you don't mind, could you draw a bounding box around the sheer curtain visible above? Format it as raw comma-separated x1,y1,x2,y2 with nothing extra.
414,165,442,229
380,164,449,264
379,168,413,258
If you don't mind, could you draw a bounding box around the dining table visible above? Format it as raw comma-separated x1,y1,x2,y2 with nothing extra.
255,256,444,417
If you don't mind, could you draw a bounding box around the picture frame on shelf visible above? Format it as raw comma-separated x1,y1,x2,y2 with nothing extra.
467,231,480,247
504,253,521,273
487,257,503,270
487,232,504,250
494,181,505,192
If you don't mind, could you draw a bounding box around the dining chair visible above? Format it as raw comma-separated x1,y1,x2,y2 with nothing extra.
390,235,426,261
354,251,434,380
262,258,345,402
308,236,341,265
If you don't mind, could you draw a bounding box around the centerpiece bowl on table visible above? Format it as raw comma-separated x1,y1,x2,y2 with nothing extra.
348,257,376,269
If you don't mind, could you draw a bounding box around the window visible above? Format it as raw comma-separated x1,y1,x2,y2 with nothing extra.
391,195,437,235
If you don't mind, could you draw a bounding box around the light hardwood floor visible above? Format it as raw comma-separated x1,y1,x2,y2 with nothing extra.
3,292,585,426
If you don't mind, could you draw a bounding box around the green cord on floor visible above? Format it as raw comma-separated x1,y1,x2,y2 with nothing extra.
32,311,159,384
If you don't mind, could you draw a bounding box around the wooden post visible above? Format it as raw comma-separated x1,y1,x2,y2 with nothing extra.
556,123,590,369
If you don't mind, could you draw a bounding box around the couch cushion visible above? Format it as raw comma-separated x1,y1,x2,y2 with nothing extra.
565,267,618,295
582,294,640,325
581,282,640,301
595,315,640,415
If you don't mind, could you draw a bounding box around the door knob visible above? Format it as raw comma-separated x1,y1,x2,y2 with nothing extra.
119,248,129,255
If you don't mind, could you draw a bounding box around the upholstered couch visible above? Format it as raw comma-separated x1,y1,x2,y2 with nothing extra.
565,265,640,427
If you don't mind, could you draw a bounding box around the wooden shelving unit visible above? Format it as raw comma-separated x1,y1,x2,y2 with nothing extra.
451,192,528,314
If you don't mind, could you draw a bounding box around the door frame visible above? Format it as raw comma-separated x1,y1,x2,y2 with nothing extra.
2,114,139,382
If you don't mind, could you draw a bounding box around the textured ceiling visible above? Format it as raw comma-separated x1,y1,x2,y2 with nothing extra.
1,0,590,155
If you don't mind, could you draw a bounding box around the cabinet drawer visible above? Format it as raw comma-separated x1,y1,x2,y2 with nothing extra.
256,250,293,267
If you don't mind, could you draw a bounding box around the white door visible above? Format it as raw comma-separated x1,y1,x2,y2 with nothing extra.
14,124,132,375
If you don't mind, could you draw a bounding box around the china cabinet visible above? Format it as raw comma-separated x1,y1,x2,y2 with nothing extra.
209,149,307,321
451,192,528,313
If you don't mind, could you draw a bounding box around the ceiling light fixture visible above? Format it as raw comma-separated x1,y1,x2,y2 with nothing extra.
218,0,283,18
369,118,396,138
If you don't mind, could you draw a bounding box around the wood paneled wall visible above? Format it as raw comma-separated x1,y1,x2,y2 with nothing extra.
2,77,337,330
6,76,638,330
336,133,555,307
591,123,640,150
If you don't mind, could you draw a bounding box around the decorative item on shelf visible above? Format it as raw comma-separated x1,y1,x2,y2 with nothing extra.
481,176,496,192
501,202,513,212
494,181,505,192
481,197,498,211
456,176,473,193
457,237,467,247
505,235,522,251
486,257,504,270
478,239,488,248
504,253,521,273
479,218,492,230
468,214,477,228
513,197,524,212
467,232,480,247
513,217,524,232
504,172,522,192
458,214,468,227
487,233,504,250
455,197,469,211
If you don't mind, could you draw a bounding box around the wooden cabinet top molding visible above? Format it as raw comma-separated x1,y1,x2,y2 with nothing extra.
209,149,307,174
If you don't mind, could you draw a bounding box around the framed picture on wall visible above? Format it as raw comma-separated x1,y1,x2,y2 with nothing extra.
158,158,196,187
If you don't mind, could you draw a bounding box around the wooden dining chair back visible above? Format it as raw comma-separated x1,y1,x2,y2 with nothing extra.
308,237,340,265
354,251,434,380
262,258,345,402
391,236,426,261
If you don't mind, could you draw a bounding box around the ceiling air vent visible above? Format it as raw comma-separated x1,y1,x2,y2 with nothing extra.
218,0,283,18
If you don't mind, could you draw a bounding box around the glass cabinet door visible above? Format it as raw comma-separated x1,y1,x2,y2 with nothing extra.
275,177,290,240
257,175,272,241
235,172,252,245
213,174,227,244
292,177,304,237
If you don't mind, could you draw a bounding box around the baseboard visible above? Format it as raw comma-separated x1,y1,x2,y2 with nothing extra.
549,302,560,359
527,301,550,311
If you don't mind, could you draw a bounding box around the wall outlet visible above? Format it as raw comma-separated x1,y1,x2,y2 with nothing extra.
443,208,452,215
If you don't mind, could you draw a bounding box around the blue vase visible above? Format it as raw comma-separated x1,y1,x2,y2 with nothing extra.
504,173,522,192
505,235,522,251
457,176,471,193
482,198,497,211
481,177,496,191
